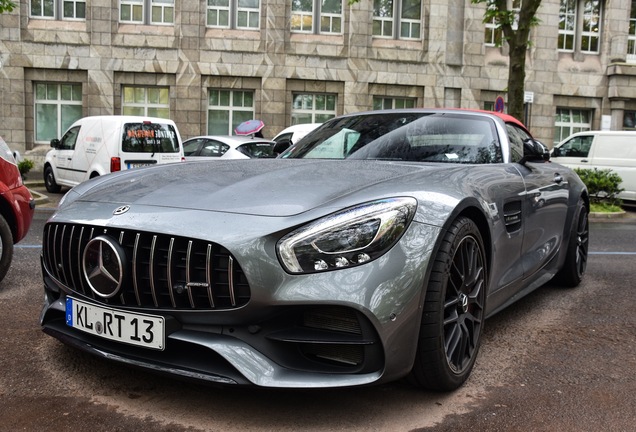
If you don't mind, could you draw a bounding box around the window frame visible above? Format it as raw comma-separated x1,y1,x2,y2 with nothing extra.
206,0,261,30
558,0,602,54
483,0,520,47
372,96,416,110
554,108,593,145
207,89,256,135
30,0,86,20
119,0,175,25
34,82,83,144
121,86,171,118
291,0,344,35
372,0,422,40
291,93,338,124
628,1,636,63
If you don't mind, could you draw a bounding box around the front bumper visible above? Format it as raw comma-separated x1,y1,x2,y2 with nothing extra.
39,215,439,388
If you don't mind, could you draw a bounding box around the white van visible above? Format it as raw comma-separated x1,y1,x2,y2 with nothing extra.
44,115,184,193
551,131,636,202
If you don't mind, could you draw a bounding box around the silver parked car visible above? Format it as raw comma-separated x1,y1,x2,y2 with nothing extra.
40,109,589,391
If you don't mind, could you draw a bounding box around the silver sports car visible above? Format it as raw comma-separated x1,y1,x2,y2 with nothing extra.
40,109,589,391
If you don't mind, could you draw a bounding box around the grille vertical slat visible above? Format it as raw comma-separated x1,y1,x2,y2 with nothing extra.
228,256,236,307
42,222,251,311
167,238,176,308
149,235,158,307
132,233,142,306
186,240,195,308
206,244,215,308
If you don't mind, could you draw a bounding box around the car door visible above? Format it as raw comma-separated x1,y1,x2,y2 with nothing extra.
507,124,570,278
54,126,81,184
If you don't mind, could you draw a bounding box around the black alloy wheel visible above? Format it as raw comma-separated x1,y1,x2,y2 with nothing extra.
409,216,487,391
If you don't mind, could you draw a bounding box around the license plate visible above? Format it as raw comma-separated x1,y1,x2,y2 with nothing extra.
66,297,165,350
128,162,152,169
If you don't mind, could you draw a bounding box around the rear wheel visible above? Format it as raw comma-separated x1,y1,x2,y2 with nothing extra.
409,217,487,391
44,166,61,193
553,198,589,287
0,214,13,283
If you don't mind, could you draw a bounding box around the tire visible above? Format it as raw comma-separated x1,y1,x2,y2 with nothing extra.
0,214,13,284
44,166,61,193
553,198,589,287
409,217,487,391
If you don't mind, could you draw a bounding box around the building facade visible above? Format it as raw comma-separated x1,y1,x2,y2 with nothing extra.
1,0,636,155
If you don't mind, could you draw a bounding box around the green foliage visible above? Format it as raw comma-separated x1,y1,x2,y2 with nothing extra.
575,168,624,206
590,202,623,213
0,0,16,13
18,158,34,177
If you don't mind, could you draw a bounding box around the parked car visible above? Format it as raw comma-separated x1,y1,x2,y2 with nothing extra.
551,130,636,203
44,116,184,193
183,135,275,160
0,137,35,283
40,109,588,391
272,123,322,153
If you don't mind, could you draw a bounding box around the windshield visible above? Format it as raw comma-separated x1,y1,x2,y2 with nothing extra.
281,112,502,164
122,122,180,153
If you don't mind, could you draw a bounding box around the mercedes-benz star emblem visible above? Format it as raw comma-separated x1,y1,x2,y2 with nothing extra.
113,205,130,215
82,236,126,298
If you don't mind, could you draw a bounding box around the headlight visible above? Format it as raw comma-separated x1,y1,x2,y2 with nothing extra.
277,197,417,274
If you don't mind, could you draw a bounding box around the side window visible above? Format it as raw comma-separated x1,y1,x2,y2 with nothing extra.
558,136,593,157
505,123,526,163
200,141,229,157
183,139,203,156
59,126,80,150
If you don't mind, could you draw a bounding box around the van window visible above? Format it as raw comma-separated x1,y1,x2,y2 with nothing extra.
122,122,180,153
557,135,593,157
60,126,80,150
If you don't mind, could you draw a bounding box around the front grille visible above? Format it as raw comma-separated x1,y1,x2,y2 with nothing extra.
42,222,251,310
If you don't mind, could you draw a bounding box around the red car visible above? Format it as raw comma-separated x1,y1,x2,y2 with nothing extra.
0,137,35,283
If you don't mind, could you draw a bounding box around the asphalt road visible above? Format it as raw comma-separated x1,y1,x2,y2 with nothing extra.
1,206,635,432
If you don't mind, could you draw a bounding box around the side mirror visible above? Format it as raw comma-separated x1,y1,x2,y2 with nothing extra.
520,139,550,165
552,146,562,157
50,139,60,149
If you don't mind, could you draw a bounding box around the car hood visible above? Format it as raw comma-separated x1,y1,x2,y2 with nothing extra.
65,159,454,217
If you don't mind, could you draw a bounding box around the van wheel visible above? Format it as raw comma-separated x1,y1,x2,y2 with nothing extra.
0,214,13,283
44,166,61,193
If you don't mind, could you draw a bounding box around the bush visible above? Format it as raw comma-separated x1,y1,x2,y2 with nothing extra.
574,168,623,206
18,158,34,178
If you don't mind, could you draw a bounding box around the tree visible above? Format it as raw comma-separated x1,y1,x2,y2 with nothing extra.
0,0,16,13
472,0,542,122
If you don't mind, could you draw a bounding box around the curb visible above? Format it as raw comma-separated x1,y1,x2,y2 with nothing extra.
589,211,627,220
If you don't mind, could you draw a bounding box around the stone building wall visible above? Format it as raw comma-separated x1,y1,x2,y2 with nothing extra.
0,0,635,155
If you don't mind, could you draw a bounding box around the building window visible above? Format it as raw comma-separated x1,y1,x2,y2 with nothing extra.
291,0,343,35
34,83,83,143
373,97,415,110
558,0,601,53
483,0,519,47
624,111,636,130
122,86,171,118
628,1,636,63
373,0,421,40
554,108,592,144
292,94,337,124
30,0,86,20
207,0,260,29
207,90,255,135
120,0,174,25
